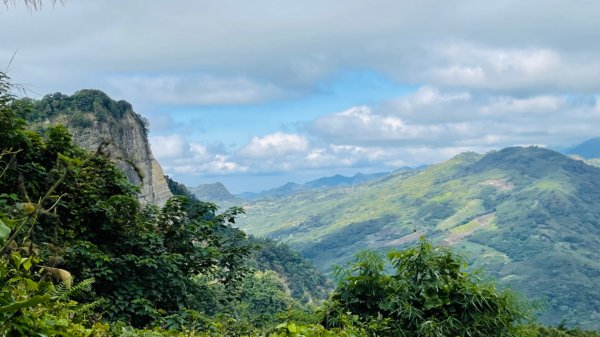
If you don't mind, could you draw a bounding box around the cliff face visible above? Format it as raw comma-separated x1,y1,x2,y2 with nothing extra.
27,90,172,205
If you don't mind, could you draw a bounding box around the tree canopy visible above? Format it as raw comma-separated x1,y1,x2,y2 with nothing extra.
324,238,531,336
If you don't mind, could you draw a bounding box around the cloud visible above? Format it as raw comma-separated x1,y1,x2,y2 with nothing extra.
311,86,600,150
237,132,309,159
311,106,435,144
424,43,562,90
150,135,247,175
149,135,186,159
107,74,286,105
7,0,600,100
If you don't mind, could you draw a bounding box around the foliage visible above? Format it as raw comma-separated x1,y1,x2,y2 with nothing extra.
0,252,108,336
165,175,199,202
249,237,331,302
233,270,297,329
324,238,532,337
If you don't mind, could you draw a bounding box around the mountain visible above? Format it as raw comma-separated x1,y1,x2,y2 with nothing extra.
190,182,236,202
21,90,172,205
238,172,389,200
566,137,600,159
238,146,600,328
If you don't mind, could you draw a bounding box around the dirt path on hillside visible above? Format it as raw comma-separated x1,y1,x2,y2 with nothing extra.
441,212,495,246
384,230,424,246
482,179,513,191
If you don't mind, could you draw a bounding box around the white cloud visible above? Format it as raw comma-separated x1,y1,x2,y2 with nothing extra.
311,87,600,151
238,132,309,159
150,135,248,176
169,155,248,175
426,43,561,90
149,135,185,159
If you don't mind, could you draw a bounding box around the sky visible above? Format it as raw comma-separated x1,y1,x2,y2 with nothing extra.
2,1,600,192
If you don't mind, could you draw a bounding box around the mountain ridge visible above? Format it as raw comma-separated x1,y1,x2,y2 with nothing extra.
237,146,600,328
566,137,600,159
236,171,390,200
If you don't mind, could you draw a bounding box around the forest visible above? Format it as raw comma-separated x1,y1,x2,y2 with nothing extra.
1,73,600,337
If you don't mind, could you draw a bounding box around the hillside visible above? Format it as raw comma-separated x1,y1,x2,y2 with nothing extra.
238,146,600,328
167,181,330,303
20,90,172,205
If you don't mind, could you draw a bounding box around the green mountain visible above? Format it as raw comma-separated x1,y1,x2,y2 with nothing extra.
237,146,600,328
190,182,236,202
566,137,600,159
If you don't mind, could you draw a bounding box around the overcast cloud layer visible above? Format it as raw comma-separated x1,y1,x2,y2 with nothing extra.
2,1,600,192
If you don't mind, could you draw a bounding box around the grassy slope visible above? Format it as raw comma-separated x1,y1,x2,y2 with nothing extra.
237,147,600,329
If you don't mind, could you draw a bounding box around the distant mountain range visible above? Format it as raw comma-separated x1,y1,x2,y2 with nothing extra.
237,172,389,200
235,146,600,329
189,172,389,202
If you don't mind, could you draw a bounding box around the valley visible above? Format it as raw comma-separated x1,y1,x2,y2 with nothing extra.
219,147,600,328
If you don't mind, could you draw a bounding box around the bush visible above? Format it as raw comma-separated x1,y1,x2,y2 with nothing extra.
324,238,532,337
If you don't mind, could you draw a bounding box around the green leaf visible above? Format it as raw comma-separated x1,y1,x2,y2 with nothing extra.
22,258,32,271
0,294,51,313
0,218,10,243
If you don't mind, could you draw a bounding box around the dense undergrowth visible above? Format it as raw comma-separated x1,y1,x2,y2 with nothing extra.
1,73,599,336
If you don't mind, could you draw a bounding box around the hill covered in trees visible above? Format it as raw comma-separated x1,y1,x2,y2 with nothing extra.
237,146,600,329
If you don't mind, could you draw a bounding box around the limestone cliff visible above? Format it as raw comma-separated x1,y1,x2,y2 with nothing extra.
26,90,172,205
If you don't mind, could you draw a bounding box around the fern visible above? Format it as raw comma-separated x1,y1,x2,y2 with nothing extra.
51,277,95,300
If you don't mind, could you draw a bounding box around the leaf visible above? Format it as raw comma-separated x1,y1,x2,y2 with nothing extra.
22,258,32,271
0,218,10,242
0,294,51,313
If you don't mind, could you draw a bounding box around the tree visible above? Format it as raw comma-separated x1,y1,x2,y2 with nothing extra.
324,238,531,337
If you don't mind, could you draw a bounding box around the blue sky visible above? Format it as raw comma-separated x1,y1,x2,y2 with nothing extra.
3,1,600,192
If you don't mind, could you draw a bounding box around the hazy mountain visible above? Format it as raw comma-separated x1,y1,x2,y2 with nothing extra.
566,137,600,159
237,172,389,200
190,182,236,202
238,146,600,328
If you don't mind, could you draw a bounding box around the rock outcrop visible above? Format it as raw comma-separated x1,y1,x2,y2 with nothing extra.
27,90,172,205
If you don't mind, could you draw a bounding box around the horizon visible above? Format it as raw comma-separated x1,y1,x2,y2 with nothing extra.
3,1,600,192
201,144,582,194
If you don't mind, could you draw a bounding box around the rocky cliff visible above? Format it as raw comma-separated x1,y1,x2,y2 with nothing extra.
25,90,172,205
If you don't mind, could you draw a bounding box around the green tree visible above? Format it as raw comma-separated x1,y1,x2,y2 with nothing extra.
324,238,531,337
